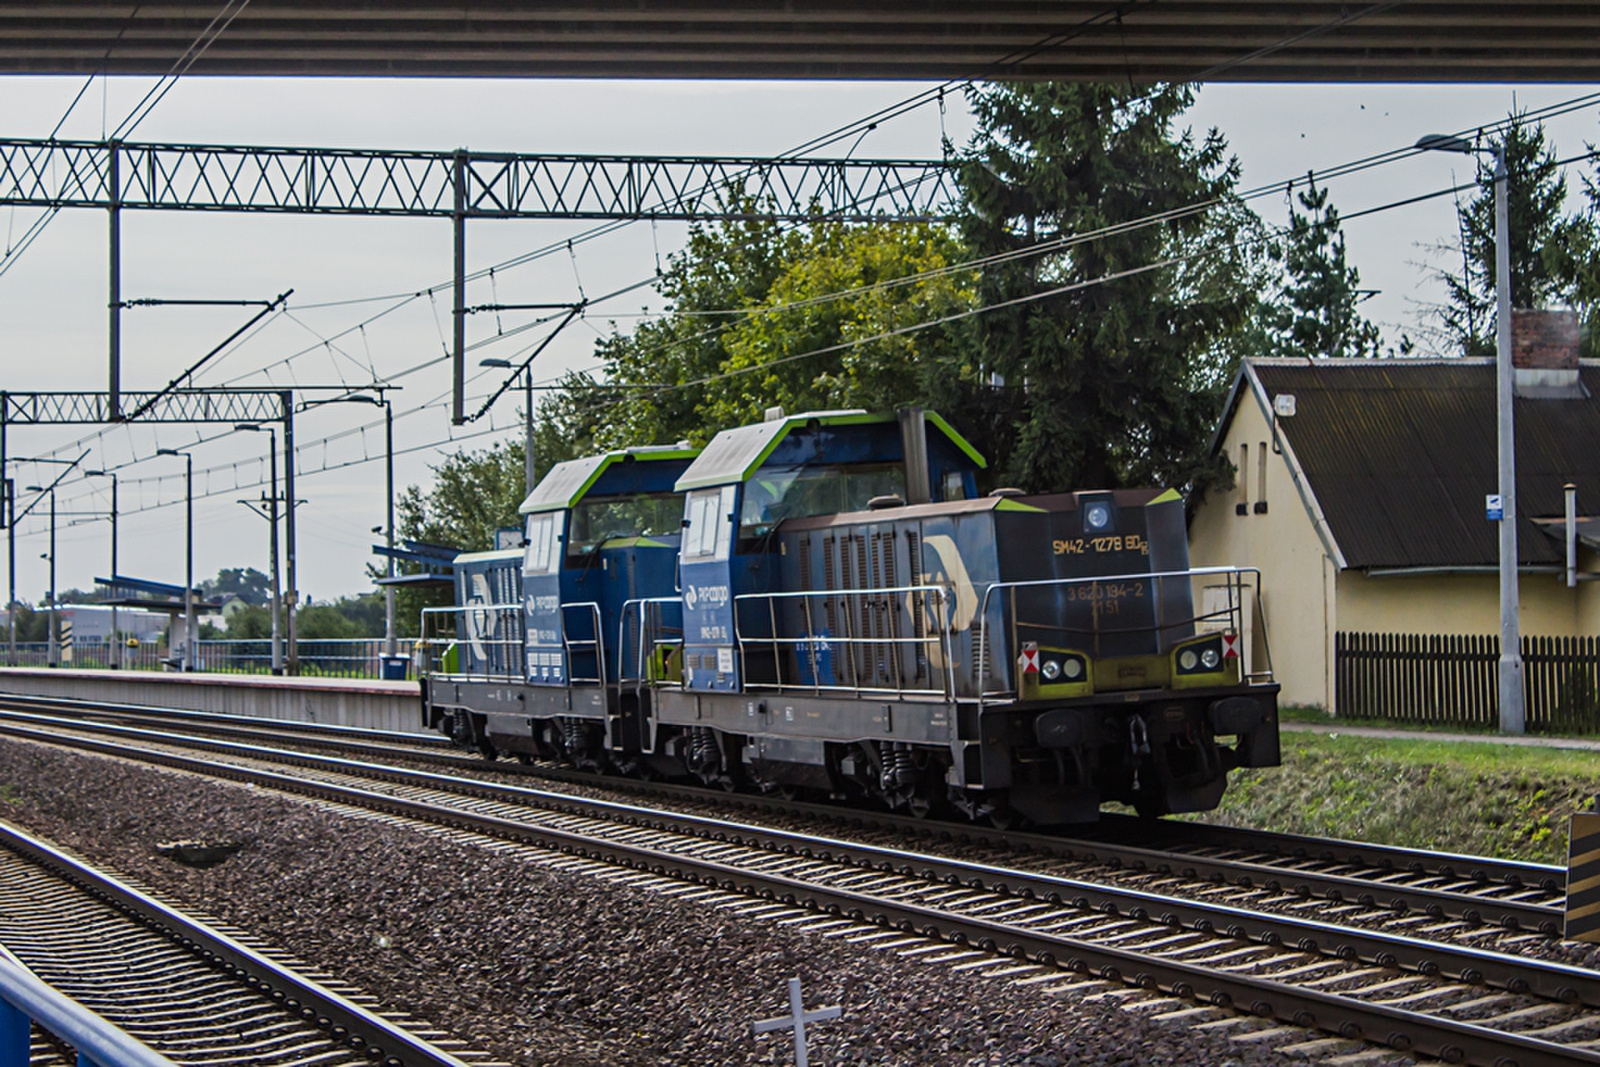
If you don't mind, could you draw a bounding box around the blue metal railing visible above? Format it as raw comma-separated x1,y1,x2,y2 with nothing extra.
0,952,177,1067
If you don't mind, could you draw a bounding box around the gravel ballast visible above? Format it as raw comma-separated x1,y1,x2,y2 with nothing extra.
0,737,1322,1066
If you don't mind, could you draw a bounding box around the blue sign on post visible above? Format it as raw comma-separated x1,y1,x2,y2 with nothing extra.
1486,494,1504,521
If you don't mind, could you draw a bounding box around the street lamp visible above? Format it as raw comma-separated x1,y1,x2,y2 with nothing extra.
84,469,119,669
24,485,56,668
234,424,283,674
480,358,535,497
1416,131,1523,734
155,447,196,672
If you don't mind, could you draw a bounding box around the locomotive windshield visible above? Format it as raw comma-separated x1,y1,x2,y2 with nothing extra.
739,464,905,539
569,491,682,555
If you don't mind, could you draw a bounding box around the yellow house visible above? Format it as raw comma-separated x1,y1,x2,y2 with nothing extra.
1189,356,1600,717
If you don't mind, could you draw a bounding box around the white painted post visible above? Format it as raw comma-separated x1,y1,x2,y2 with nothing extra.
751,977,842,1067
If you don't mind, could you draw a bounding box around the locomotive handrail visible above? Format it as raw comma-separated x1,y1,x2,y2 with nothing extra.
418,602,525,683
560,601,607,687
731,584,957,702
974,566,1267,708
619,596,683,687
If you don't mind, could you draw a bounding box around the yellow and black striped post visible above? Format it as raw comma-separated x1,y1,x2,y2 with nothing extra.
1566,813,1600,942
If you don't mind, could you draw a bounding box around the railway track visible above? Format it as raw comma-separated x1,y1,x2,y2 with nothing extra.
2,710,1597,1067
0,815,500,1067
0,693,1566,936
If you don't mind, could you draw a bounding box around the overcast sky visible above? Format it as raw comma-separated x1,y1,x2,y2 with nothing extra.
3,76,1597,608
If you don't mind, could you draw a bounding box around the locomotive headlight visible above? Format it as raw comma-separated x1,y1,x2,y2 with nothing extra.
1201,648,1221,670
1179,649,1199,671
1084,502,1112,530
1062,657,1084,680
1042,659,1062,681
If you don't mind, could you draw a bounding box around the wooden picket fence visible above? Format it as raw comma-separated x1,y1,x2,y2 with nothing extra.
1336,631,1600,733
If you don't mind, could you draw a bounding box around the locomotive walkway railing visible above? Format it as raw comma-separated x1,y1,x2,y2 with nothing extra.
731,585,958,702
0,951,176,1067
619,597,684,686
975,566,1269,707
420,601,606,686
419,603,524,682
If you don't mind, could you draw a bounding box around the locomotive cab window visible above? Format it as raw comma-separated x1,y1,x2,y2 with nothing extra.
683,485,736,562
738,464,905,540
568,492,682,557
524,513,560,575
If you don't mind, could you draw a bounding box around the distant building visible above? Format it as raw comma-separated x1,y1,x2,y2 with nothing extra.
1190,344,1600,714
24,604,172,643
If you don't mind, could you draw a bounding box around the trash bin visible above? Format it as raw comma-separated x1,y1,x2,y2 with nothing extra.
380,654,409,681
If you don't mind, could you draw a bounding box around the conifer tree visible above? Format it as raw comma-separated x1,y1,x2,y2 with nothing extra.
954,82,1269,496
1436,116,1586,357
1267,178,1381,359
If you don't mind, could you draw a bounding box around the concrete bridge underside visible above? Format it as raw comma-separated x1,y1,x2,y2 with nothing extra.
1,3,1595,83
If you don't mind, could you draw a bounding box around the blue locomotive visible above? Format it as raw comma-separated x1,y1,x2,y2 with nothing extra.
421,409,1279,824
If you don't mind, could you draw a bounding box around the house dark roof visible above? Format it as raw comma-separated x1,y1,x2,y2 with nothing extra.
1240,359,1600,570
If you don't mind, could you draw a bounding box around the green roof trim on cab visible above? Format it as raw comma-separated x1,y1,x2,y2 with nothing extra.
924,411,987,469
519,446,699,515
1145,488,1183,505
993,498,1047,512
676,409,986,491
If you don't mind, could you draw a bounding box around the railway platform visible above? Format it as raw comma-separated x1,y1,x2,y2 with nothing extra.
0,668,420,733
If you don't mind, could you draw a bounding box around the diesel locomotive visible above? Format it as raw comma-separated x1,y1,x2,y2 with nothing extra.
421,409,1279,825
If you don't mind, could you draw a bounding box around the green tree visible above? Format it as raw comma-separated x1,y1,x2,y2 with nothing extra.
702,222,976,429
204,567,272,606
224,603,274,640
955,81,1270,495
539,212,976,455
1435,115,1589,357
295,603,365,640
388,440,527,636
397,438,526,553
1265,178,1381,359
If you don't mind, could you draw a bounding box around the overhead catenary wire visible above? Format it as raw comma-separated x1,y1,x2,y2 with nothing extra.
16,5,1596,555
0,0,251,284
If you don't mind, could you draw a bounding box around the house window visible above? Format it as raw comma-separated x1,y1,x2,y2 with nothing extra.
1255,440,1268,514
1236,443,1250,516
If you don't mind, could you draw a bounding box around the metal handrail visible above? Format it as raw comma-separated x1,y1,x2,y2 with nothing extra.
0,956,177,1067
732,584,957,701
619,596,682,685
975,566,1266,708
560,601,606,686
418,603,524,682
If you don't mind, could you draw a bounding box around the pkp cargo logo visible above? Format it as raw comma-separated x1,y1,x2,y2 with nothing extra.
684,584,729,611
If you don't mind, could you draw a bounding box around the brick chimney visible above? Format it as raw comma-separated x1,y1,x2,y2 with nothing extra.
1512,309,1585,398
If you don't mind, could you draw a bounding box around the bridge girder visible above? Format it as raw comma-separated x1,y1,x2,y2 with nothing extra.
1,3,1595,83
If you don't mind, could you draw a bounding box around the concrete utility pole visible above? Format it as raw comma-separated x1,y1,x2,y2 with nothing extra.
1416,132,1524,734
156,448,195,671
235,423,283,673
85,470,119,668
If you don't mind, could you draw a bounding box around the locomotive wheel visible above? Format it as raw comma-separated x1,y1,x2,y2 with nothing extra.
477,739,499,761
987,805,1020,830
515,753,534,766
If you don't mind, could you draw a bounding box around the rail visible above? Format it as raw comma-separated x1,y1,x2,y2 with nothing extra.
0,953,177,1067
619,597,683,685
975,566,1269,707
732,584,957,701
